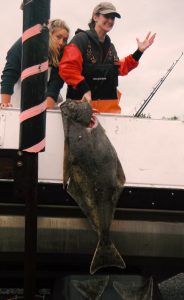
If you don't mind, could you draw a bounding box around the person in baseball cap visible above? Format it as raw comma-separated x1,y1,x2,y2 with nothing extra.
59,2,156,113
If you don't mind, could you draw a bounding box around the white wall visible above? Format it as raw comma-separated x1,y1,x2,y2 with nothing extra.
1,108,184,189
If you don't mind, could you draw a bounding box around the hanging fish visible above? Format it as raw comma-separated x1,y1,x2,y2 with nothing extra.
60,99,126,274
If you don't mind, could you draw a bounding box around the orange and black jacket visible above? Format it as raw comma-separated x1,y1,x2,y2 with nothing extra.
59,29,142,112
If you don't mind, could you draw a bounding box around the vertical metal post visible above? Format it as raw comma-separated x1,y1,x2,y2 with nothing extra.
20,0,50,299
22,152,38,300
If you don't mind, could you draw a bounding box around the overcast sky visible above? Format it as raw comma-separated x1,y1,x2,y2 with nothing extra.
0,0,183,118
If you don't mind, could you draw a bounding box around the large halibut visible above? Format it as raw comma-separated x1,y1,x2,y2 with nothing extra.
60,100,126,274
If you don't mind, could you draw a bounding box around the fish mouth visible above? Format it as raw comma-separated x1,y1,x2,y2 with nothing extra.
87,110,98,128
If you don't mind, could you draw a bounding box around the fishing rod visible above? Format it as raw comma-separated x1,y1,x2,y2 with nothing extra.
134,52,183,117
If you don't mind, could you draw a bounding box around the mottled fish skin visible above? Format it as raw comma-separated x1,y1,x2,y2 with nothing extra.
60,99,126,274
72,276,109,300
113,277,163,300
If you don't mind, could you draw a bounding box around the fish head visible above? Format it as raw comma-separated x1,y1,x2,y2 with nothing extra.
60,99,93,126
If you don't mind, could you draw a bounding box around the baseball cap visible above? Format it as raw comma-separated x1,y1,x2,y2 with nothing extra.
93,2,121,18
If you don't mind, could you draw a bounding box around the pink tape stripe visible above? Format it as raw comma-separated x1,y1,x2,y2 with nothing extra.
22,24,43,43
23,138,45,153
21,60,48,81
20,100,47,123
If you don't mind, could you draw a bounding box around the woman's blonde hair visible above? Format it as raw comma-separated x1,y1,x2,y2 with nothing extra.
49,19,70,67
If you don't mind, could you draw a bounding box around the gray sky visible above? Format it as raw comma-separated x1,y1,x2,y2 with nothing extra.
0,0,183,118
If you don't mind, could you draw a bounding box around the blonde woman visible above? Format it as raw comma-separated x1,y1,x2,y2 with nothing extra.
0,19,70,109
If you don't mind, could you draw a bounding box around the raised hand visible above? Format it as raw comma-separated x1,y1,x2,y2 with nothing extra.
136,32,156,52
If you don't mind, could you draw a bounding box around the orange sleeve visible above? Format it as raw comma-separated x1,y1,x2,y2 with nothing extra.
59,44,85,88
118,55,139,76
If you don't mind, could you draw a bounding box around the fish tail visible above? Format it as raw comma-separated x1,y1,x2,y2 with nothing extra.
90,239,126,275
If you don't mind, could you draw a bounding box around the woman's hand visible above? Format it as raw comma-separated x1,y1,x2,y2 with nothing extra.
136,32,156,52
0,102,12,109
0,94,12,109
46,96,56,109
81,91,92,104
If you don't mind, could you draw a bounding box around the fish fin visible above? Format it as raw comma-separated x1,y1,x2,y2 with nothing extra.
117,157,126,186
72,276,109,300
60,105,71,189
90,239,126,275
113,277,163,300
63,138,70,189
